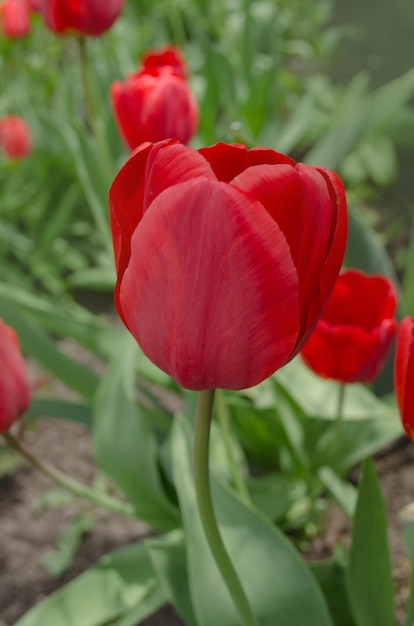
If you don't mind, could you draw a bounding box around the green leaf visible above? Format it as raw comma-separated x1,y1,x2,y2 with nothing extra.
146,530,198,626
318,467,357,519
0,281,121,358
398,503,414,626
93,333,179,531
42,513,94,578
273,359,402,473
14,540,166,626
0,300,98,400
171,415,334,626
347,457,394,626
311,559,357,626
27,399,92,427
344,209,400,287
245,472,298,521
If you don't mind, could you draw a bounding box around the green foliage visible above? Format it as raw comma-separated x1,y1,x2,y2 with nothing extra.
13,541,167,626
171,416,333,626
347,458,394,626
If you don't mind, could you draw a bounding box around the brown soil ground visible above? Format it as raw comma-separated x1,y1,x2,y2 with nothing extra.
1,415,414,625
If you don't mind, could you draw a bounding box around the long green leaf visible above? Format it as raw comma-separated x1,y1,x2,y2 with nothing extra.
0,300,98,399
93,333,179,531
171,415,333,626
14,541,166,626
347,457,394,626
146,530,198,626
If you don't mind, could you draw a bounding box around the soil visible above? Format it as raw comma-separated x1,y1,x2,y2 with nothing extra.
1,396,414,625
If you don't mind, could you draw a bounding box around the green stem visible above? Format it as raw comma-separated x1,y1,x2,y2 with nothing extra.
216,389,250,502
77,37,114,181
335,383,346,435
3,432,134,517
194,390,258,626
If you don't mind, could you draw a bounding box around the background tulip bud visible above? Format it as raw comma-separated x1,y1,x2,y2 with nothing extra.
0,318,31,433
301,269,397,383
0,0,31,38
37,0,124,36
0,114,32,159
111,46,198,151
110,140,347,391
394,316,414,440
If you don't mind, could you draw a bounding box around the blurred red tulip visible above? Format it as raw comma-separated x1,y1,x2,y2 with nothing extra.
0,318,30,433
37,0,124,36
301,269,397,383
394,317,414,440
0,115,32,159
110,140,347,391
111,46,198,151
27,0,41,12
0,0,31,38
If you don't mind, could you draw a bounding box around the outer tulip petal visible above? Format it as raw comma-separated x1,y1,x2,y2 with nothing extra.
231,162,344,343
302,319,396,383
109,141,154,276
0,319,30,432
42,0,124,35
296,167,348,348
111,47,198,151
301,270,397,384
143,142,217,212
395,317,414,439
118,178,300,390
199,143,295,183
0,115,32,159
323,270,397,330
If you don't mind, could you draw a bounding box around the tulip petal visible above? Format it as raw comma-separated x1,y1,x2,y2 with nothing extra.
323,271,397,331
0,319,30,432
199,143,294,183
297,167,347,348
118,178,300,390
395,317,414,439
143,142,216,212
231,162,344,344
302,318,396,383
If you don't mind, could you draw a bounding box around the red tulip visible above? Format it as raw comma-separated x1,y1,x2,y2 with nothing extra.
0,0,31,38
0,115,32,159
109,140,347,391
111,46,198,151
0,318,30,433
37,0,124,36
394,317,414,440
301,270,397,383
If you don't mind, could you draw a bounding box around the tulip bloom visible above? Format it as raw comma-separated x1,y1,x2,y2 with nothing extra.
37,0,124,36
301,270,397,383
0,115,32,159
111,46,198,151
0,0,31,38
394,317,414,440
110,140,347,391
0,318,30,433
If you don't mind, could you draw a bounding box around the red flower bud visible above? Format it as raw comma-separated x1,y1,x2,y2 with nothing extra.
37,0,124,36
394,317,414,440
301,270,397,383
0,114,32,159
111,46,198,151
110,140,347,391
0,318,30,433
0,0,31,38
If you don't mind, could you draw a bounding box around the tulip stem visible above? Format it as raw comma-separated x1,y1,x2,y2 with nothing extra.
77,37,114,181
2,432,134,517
216,389,250,503
335,383,346,434
194,390,258,626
